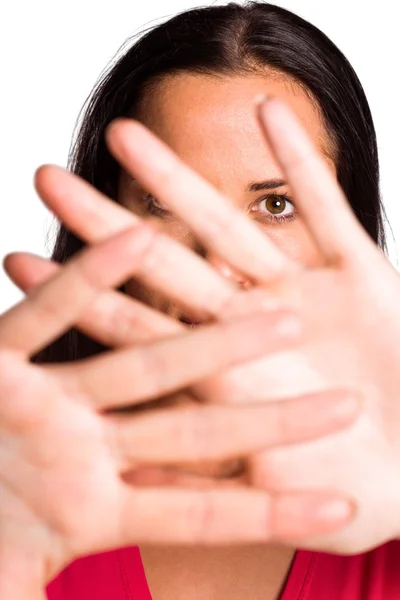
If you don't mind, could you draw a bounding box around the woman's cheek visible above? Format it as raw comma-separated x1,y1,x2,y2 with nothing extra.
159,219,199,249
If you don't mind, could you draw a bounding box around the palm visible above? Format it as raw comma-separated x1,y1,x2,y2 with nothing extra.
98,104,400,554
195,256,400,553
7,222,334,599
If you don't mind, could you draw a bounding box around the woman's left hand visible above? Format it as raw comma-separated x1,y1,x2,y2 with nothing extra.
8,97,400,555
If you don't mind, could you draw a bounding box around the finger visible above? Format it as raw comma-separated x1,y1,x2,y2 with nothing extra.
108,390,361,469
46,311,302,409
117,486,355,545
0,224,155,356
35,165,237,321
4,252,183,346
256,97,376,264
106,118,297,283
3,252,55,288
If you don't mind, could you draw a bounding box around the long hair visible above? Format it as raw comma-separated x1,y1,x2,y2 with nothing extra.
32,1,387,364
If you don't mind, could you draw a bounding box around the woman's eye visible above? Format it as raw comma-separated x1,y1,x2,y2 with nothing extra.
142,194,171,217
252,194,296,222
142,191,296,224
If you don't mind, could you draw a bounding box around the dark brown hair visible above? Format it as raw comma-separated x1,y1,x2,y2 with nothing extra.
32,1,387,365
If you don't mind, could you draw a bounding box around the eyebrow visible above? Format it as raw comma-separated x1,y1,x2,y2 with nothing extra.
246,179,287,192
131,176,288,194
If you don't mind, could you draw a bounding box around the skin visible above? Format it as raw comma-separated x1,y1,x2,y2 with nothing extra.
7,67,398,598
119,72,336,475
120,72,335,271
117,73,338,600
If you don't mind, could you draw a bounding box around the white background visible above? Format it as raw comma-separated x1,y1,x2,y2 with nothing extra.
1,0,398,313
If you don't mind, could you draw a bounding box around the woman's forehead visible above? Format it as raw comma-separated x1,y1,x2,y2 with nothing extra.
134,73,333,190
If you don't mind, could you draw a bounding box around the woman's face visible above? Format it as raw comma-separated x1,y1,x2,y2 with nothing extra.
117,73,337,479
118,73,337,319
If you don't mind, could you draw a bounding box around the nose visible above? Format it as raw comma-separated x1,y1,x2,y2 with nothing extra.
206,252,252,290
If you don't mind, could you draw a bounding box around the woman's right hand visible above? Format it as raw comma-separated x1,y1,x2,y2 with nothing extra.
0,221,357,600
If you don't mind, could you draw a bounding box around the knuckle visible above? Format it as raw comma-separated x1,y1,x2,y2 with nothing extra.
154,161,177,191
93,293,138,345
203,204,232,239
71,253,100,291
184,409,212,461
140,347,170,399
29,286,64,325
103,416,129,469
285,147,316,175
139,229,165,275
186,492,216,543
162,408,211,462
136,228,173,278
274,400,298,443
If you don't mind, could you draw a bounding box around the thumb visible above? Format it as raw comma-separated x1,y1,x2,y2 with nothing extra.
3,252,59,293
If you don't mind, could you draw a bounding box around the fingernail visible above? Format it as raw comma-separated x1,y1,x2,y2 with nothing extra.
331,391,363,420
313,499,355,524
253,93,270,107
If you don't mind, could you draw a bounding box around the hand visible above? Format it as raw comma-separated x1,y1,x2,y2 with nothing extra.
2,221,356,600
12,95,400,557
104,99,400,555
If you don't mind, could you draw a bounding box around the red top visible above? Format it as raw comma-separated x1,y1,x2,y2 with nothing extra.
46,541,400,599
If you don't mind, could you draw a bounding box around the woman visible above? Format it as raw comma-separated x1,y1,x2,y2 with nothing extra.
1,2,400,599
